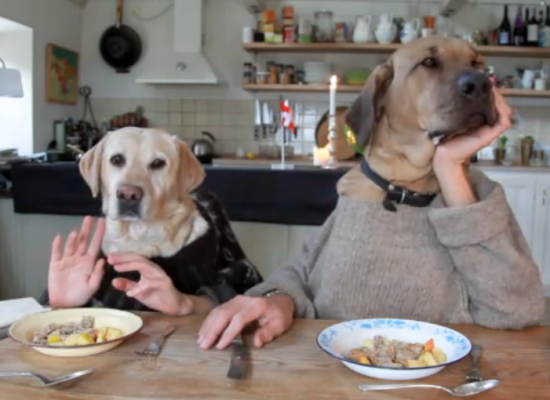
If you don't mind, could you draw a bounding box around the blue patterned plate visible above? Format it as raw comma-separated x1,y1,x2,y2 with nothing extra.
317,318,472,381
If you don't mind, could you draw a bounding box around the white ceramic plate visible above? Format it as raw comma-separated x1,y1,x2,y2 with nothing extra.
317,318,472,381
10,308,143,358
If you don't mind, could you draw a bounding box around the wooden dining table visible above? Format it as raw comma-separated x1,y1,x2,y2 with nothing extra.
0,313,548,400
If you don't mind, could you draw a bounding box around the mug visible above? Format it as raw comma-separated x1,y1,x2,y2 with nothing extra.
421,28,434,38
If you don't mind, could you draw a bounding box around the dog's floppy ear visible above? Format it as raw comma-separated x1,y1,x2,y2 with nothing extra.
175,138,205,195
345,61,394,149
79,139,106,198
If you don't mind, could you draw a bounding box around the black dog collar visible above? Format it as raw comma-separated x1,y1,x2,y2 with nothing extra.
359,159,436,212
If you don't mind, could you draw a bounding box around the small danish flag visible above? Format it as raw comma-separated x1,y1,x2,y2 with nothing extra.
280,98,296,135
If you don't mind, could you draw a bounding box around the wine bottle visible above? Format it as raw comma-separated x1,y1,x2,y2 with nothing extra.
527,7,540,46
539,8,545,46
498,5,512,45
513,6,526,46
546,5,550,26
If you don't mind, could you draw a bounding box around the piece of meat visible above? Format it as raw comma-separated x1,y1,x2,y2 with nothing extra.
395,348,420,366
347,348,369,363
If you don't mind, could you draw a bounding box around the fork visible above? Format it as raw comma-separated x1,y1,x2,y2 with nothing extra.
466,344,483,382
135,325,177,357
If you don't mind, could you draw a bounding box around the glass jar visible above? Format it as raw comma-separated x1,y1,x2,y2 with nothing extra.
314,11,334,42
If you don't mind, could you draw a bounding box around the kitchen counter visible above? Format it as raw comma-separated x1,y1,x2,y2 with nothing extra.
8,160,550,226
10,162,348,226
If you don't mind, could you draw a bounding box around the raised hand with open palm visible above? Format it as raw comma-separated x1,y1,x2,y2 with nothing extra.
48,216,106,308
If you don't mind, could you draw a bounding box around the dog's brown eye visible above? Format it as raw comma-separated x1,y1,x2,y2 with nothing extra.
110,154,125,167
421,57,438,68
150,158,166,170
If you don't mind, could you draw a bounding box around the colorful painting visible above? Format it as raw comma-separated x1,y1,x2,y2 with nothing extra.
46,44,79,104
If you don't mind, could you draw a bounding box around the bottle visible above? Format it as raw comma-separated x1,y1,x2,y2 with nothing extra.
527,7,540,46
513,6,526,46
538,8,545,46
546,5,550,26
498,5,512,45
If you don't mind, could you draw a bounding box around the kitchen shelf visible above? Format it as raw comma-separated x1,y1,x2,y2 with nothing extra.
243,42,550,58
243,84,550,98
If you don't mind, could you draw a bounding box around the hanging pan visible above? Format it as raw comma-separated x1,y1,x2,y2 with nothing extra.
99,0,142,73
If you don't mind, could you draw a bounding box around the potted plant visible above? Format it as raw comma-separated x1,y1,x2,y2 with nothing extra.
494,135,507,165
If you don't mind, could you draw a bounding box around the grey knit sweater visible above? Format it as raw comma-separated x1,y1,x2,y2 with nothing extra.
247,170,545,329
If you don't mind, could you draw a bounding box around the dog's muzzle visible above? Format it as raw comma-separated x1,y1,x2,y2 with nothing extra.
116,184,143,219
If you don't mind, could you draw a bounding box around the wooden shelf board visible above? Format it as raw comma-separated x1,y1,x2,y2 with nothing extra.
243,42,550,58
243,84,550,98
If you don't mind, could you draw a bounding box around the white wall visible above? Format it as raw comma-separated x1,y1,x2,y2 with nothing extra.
0,20,33,154
0,0,83,153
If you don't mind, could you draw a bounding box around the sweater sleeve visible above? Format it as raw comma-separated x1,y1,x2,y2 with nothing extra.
245,213,336,319
428,171,545,330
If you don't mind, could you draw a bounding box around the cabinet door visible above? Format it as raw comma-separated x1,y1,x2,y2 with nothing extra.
484,173,537,249
532,182,550,292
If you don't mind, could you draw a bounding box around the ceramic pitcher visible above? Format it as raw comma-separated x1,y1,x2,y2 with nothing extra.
353,15,374,43
375,13,397,44
400,18,420,44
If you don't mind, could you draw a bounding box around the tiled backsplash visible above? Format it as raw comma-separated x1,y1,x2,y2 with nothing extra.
91,98,550,158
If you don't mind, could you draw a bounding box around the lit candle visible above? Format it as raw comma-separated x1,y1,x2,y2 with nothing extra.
329,75,337,119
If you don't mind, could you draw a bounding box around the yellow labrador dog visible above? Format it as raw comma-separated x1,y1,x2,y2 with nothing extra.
79,127,208,258
43,127,262,311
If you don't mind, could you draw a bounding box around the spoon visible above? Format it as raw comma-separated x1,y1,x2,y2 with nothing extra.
0,368,95,389
358,379,500,397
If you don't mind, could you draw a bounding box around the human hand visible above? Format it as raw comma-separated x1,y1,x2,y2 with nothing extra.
433,88,513,174
48,216,106,308
108,253,191,316
197,294,295,350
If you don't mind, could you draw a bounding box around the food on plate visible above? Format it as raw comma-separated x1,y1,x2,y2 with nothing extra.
346,335,447,368
32,316,123,346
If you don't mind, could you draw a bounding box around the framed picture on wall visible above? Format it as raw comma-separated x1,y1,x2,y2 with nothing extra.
45,43,79,105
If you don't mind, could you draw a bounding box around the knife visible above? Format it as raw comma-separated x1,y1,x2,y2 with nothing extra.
227,334,250,380
262,102,270,139
254,99,262,140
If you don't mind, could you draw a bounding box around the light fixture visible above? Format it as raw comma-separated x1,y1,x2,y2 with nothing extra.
0,57,23,98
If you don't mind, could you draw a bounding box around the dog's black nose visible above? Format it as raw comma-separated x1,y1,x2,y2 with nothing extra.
457,70,492,99
116,185,144,204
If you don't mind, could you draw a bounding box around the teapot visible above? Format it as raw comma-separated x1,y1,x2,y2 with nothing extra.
353,15,374,43
400,18,420,44
375,13,397,44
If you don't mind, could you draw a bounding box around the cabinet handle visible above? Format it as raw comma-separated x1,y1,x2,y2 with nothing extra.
544,190,547,206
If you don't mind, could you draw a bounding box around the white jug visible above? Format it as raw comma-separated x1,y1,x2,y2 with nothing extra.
353,15,374,43
375,13,397,44
400,18,420,44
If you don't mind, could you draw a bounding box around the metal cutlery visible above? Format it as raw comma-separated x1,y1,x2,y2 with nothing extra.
0,368,95,389
262,102,270,139
135,324,177,357
358,380,500,397
466,344,483,383
226,334,250,380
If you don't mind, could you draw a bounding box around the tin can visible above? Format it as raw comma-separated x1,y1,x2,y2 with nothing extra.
284,26,296,43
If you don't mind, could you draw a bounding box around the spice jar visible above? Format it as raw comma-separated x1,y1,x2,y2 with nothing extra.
243,71,253,84
285,65,295,83
298,18,313,43
269,65,279,84
280,71,290,85
335,22,348,43
314,11,334,42
256,71,269,84
296,70,305,84
282,6,294,20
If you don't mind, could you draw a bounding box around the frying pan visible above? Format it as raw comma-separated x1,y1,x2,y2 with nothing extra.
99,0,142,73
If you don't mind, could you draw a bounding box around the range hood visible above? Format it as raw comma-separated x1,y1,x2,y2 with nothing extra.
136,0,218,85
